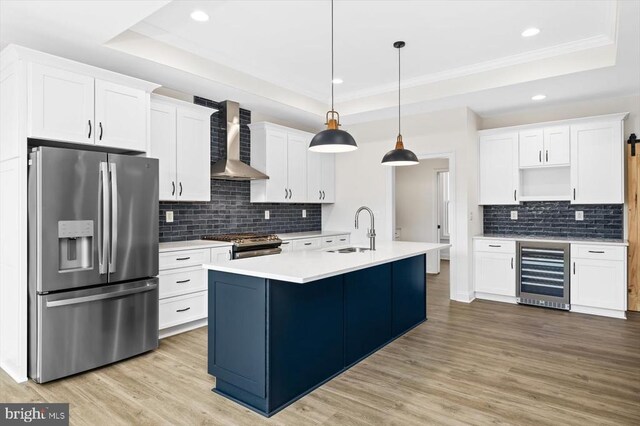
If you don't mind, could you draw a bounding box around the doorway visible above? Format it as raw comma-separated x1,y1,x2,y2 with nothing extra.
395,157,450,276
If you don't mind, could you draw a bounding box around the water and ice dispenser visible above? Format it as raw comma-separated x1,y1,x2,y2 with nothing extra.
58,220,93,272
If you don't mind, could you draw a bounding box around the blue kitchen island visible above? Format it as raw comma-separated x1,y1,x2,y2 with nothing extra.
203,241,448,417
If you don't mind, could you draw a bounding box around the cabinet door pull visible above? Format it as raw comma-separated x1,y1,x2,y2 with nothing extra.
326,240,333,243
171,181,175,196
285,188,289,199
322,190,325,200
539,151,542,163
573,262,576,275
545,150,549,162
289,189,292,199
176,257,191,261
176,307,191,313
319,190,322,200
588,250,605,254
339,238,347,242
176,279,191,284
99,122,103,140
573,188,576,200
281,241,290,245
304,242,312,246
88,120,92,138
511,257,514,269
514,189,517,201
489,244,502,248
179,182,183,196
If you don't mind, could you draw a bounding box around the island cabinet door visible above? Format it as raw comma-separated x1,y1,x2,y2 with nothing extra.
344,264,393,366
208,271,266,399
392,255,427,336
268,276,344,412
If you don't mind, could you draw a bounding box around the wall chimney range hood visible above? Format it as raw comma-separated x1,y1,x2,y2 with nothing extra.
211,101,269,181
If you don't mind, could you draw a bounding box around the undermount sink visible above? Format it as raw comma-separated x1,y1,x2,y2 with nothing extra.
327,247,372,254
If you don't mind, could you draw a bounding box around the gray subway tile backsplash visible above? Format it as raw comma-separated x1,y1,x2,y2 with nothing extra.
158,97,321,243
483,201,623,239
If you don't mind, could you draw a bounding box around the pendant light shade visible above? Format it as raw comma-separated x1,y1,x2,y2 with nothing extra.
381,41,418,166
309,0,357,153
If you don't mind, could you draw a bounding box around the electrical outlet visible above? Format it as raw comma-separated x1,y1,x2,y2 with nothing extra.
575,211,584,221
264,210,270,220
166,211,174,223
511,211,518,220
302,209,307,218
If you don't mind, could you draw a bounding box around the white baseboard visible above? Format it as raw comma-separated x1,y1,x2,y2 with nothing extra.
452,291,475,303
474,292,517,304
570,305,626,319
0,361,28,383
159,318,208,339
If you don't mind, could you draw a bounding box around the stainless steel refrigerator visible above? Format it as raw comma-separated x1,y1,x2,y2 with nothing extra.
28,146,159,383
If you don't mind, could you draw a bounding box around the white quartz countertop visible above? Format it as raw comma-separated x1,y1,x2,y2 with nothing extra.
474,234,628,246
159,240,232,253
203,241,449,284
277,230,350,240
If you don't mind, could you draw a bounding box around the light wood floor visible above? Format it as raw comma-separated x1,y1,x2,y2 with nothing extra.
2,261,640,425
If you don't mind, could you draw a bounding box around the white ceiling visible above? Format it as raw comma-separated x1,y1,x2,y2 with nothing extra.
132,0,617,102
1,0,638,130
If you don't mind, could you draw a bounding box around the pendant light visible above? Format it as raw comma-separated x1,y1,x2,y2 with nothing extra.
309,0,357,153
382,41,419,166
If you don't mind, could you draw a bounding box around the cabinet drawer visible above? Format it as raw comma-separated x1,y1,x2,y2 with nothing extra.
572,244,625,261
474,239,515,254
292,238,321,251
335,234,350,246
159,267,206,299
159,291,207,330
321,236,339,248
159,249,210,270
280,240,293,253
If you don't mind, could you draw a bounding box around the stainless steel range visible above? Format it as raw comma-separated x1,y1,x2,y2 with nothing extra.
202,233,282,259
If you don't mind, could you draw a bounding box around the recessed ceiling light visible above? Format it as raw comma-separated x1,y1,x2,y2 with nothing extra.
190,10,209,22
521,27,540,37
531,94,546,101
331,78,343,84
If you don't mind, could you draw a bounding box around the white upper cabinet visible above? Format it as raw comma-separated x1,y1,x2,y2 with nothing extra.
94,80,147,152
570,120,624,204
307,151,336,203
150,101,177,200
543,126,570,166
176,106,211,201
518,129,544,168
519,126,570,168
27,58,157,152
286,132,308,203
28,63,94,145
479,132,519,205
150,95,212,202
250,122,330,204
479,114,626,205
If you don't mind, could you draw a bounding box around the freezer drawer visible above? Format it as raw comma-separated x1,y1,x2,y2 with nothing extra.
29,278,159,383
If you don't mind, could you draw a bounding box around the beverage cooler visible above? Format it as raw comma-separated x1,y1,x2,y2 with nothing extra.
516,241,570,310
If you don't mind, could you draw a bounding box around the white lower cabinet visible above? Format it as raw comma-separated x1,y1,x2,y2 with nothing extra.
571,244,626,318
280,234,349,252
474,239,516,300
292,238,322,251
158,245,231,337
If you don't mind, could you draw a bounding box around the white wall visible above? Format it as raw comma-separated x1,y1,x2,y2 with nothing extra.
396,158,448,273
323,106,480,302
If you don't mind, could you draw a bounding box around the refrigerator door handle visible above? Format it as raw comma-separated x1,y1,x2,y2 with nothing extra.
99,162,110,274
109,162,118,274
46,282,158,308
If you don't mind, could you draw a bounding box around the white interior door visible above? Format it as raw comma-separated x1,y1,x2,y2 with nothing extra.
437,170,450,261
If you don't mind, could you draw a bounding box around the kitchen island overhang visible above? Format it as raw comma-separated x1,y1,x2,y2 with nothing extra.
203,241,449,417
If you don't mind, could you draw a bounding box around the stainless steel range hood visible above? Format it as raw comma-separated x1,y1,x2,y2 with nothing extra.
211,101,269,181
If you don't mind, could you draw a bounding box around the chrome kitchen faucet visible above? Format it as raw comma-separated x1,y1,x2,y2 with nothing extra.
355,206,376,251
